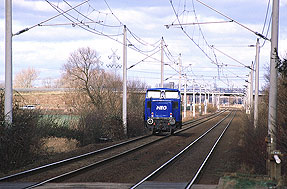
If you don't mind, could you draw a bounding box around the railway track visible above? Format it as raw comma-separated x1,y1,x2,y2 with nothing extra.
0,110,228,188
131,110,236,188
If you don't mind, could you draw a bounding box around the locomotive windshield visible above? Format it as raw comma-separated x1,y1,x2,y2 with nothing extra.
146,90,179,99
146,91,161,98
165,91,179,99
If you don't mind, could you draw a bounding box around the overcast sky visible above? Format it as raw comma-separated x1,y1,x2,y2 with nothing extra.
1,0,287,89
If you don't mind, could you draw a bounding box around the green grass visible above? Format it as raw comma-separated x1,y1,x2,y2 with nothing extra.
221,174,277,188
40,115,80,126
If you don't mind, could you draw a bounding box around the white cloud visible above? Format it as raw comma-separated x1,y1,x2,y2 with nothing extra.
280,0,287,6
1,0,286,88
13,0,55,12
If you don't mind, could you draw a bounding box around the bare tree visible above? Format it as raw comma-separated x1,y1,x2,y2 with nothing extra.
62,47,105,109
62,47,150,141
14,67,39,88
41,77,55,88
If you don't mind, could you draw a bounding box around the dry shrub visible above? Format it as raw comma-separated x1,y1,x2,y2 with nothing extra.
60,47,149,145
77,90,147,145
239,114,267,174
127,81,148,137
239,56,287,176
41,137,79,153
82,110,123,142
276,77,287,175
127,93,146,137
74,89,147,145
0,90,41,172
207,104,217,113
261,72,287,176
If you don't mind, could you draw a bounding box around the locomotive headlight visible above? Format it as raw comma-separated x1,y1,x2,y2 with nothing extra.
169,118,175,125
147,118,154,125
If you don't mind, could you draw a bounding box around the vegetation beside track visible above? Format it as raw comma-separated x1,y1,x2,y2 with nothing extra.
0,68,147,175
218,173,277,188
232,55,287,185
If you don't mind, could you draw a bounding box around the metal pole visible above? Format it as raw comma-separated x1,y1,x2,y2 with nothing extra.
204,87,207,103
248,73,251,109
199,85,202,114
178,54,182,91
122,25,127,136
267,0,280,179
207,88,210,104
160,37,164,88
204,86,207,114
192,80,195,118
227,96,230,106
212,89,215,107
5,0,13,124
268,0,279,152
254,39,260,128
217,95,220,110
246,73,251,114
250,62,254,110
183,75,187,118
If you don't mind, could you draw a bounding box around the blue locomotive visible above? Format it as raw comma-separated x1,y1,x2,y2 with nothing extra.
144,88,182,134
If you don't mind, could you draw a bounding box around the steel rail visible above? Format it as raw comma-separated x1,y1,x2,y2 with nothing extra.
0,110,226,189
25,135,168,188
0,134,151,182
182,109,226,126
130,111,233,189
22,111,227,188
176,110,226,134
185,111,237,188
0,110,225,183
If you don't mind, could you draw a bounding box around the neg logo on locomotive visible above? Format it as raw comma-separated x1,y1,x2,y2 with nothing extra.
156,105,168,110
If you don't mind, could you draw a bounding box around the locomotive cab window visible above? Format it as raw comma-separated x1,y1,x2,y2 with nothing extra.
146,91,161,98
146,90,179,99
165,91,179,99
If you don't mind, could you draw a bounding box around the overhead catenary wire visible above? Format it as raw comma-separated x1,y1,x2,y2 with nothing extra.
163,48,177,64
191,0,252,71
165,20,233,28
169,0,254,87
102,0,169,61
169,0,231,86
169,0,218,66
45,0,168,70
260,0,272,48
104,0,124,26
261,0,271,35
45,0,122,38
129,70,253,80
127,48,161,70
127,38,162,54
13,0,90,36
64,0,122,28
194,0,270,41
11,0,251,90
104,0,164,53
261,16,272,48
41,0,181,85
39,20,103,27
212,46,252,70
162,38,178,64
127,28,162,47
